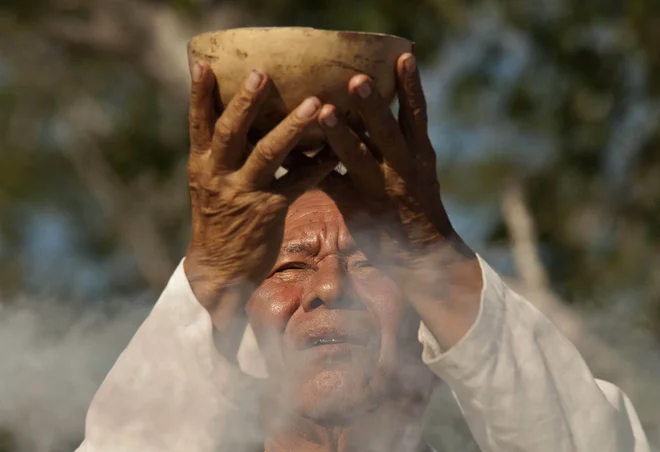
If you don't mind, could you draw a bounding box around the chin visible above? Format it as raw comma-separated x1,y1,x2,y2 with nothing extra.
295,364,390,423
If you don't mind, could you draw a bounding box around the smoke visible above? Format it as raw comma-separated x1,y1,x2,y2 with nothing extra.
0,298,151,452
1,276,659,451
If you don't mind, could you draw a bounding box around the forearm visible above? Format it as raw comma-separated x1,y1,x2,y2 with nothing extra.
397,235,483,350
419,256,652,452
80,261,262,452
184,257,254,364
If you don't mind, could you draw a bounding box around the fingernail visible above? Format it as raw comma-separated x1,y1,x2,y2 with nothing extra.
296,97,321,119
192,62,203,82
356,81,372,99
322,109,338,128
403,54,417,73
245,70,264,92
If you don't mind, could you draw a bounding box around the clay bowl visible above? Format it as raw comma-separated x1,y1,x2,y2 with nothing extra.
187,27,413,149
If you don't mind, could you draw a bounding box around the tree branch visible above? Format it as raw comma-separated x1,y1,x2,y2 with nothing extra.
63,97,176,291
42,0,244,101
500,179,636,378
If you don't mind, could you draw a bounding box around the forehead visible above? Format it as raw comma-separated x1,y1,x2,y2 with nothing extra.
285,190,343,232
282,190,354,248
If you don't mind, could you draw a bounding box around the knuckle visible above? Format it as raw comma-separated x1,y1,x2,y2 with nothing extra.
213,118,237,147
189,112,205,132
267,193,289,212
190,85,209,107
255,143,278,163
187,156,206,178
190,85,201,101
189,122,203,137
187,171,203,193
279,117,305,142
233,89,256,113
409,91,428,118
283,120,303,139
411,102,428,123
357,142,371,157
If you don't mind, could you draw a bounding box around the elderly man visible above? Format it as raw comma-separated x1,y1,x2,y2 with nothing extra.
76,53,651,452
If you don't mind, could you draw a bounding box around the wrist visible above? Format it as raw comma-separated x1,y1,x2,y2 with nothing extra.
395,233,484,349
183,252,252,322
393,230,475,274
402,231,480,290
183,254,255,363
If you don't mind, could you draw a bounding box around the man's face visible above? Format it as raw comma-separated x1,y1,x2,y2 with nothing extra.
246,187,434,422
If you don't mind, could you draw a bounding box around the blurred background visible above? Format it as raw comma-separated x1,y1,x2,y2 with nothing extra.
1,0,659,450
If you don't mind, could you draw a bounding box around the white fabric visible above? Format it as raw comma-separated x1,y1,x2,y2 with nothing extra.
75,256,653,452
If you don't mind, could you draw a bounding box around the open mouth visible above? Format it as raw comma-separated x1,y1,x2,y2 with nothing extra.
294,313,377,352
311,337,347,347
304,333,370,350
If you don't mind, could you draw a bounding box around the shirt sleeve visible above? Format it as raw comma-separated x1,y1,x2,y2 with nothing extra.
76,260,264,452
418,256,652,452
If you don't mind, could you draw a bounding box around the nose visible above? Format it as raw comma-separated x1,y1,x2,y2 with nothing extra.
301,256,354,311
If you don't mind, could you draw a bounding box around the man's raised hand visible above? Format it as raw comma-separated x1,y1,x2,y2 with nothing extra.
317,53,457,263
317,53,483,348
184,61,337,324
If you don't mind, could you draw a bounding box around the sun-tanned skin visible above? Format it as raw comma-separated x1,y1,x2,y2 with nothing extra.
182,53,483,452
251,186,436,452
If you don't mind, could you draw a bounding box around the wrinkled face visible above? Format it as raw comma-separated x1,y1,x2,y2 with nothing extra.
246,188,434,423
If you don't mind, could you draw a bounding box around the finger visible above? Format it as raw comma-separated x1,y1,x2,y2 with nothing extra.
396,53,438,179
318,104,384,193
240,97,322,188
212,70,270,171
396,53,432,150
348,74,412,177
189,61,216,154
351,122,383,162
273,147,339,201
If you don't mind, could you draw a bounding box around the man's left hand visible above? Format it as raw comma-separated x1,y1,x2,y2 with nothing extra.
318,53,484,349
318,53,467,267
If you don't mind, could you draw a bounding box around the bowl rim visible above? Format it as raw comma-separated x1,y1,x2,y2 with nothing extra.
188,27,413,45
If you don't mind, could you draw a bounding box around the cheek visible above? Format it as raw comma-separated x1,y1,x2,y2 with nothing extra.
246,280,303,368
353,273,416,345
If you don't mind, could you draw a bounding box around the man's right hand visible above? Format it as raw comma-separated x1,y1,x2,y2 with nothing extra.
183,61,336,336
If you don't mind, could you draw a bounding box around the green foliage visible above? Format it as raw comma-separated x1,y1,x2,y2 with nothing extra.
0,0,658,326
233,0,444,60
0,426,16,452
430,0,660,321
1,0,660,447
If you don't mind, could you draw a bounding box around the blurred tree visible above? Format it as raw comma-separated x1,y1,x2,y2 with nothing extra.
0,0,658,354
1,0,660,449
0,0,658,342
0,0,447,302
430,0,660,337
0,426,16,452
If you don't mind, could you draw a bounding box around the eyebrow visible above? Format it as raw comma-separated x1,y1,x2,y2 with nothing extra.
279,238,360,257
280,241,318,256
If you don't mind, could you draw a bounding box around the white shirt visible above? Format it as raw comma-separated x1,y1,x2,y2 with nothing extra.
75,257,653,452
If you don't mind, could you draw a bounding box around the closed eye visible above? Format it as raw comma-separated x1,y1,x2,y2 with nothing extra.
353,260,374,269
274,262,310,273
